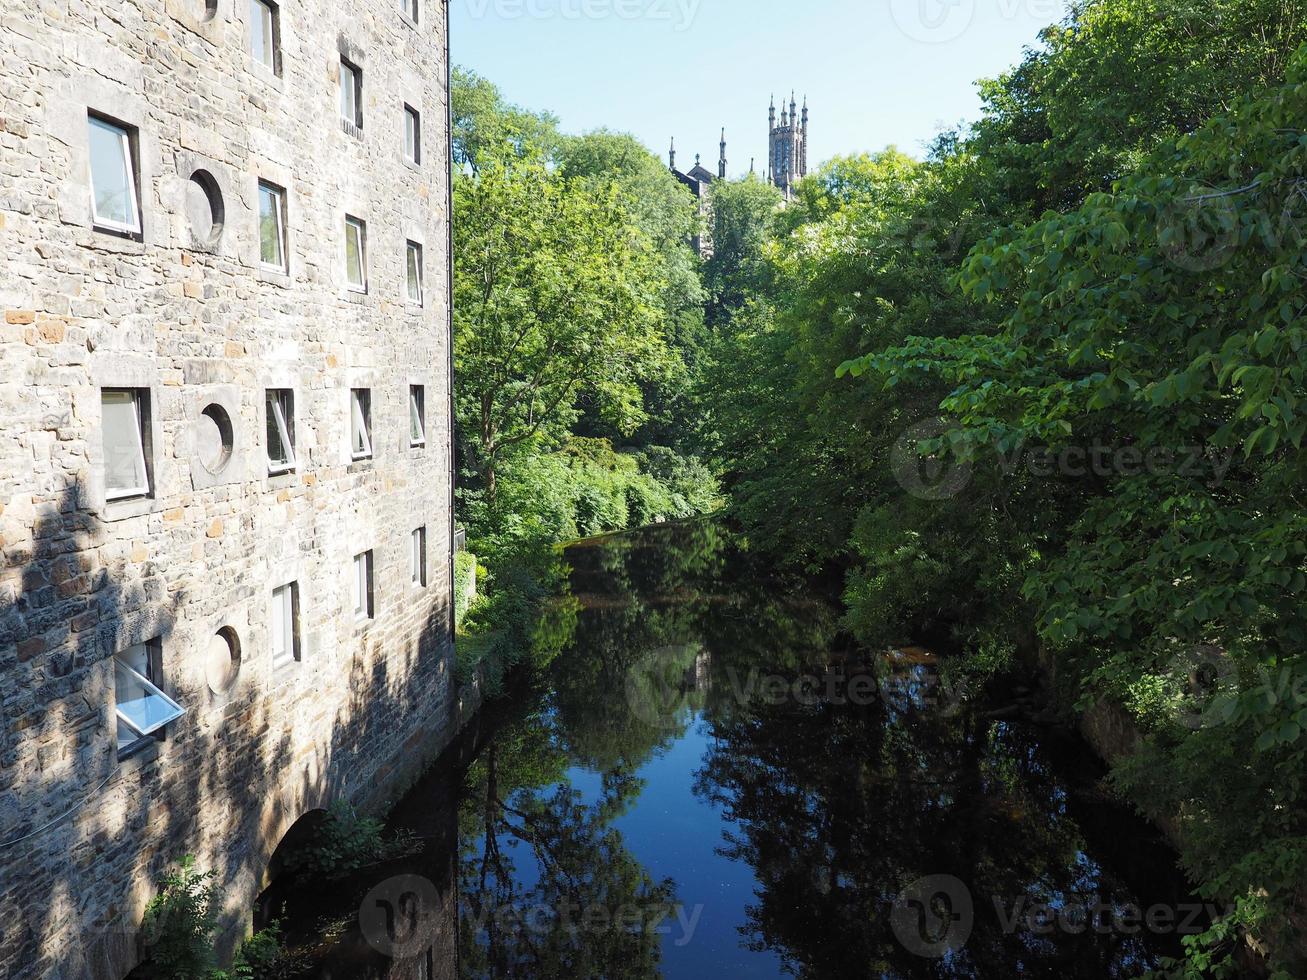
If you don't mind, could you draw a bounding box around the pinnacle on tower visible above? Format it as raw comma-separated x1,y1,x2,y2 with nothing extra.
719,128,727,180
669,136,676,171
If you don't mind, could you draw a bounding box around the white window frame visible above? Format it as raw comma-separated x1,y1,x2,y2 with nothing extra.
345,215,368,292
114,642,184,755
406,240,424,306
353,550,374,621
350,388,373,460
403,0,420,24
250,0,281,75
88,116,142,236
404,104,421,163
271,582,299,666
411,527,427,588
340,58,361,128
409,384,426,447
102,388,151,501
267,389,296,473
258,180,287,272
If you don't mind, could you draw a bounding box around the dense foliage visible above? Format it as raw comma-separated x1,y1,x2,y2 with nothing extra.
451,0,1307,971
707,1,1307,974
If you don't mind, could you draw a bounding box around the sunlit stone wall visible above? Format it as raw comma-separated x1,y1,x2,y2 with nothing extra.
0,0,455,975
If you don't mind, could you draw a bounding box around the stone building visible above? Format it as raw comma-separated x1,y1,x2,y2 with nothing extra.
668,131,726,258
768,93,809,198
0,0,456,976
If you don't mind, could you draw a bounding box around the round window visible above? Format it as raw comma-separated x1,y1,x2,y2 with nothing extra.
197,404,234,475
206,627,241,695
185,170,224,250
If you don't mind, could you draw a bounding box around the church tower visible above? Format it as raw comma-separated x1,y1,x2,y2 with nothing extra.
768,93,808,199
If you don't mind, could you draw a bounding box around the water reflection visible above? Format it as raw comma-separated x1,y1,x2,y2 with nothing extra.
297,520,1197,979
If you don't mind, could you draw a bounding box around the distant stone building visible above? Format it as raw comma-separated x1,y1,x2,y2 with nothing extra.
668,131,727,258
768,93,809,199
0,0,457,976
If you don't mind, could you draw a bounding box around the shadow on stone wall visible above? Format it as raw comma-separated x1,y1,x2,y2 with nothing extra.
0,481,459,978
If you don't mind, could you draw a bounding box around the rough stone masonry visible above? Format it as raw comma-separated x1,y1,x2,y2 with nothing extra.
0,0,456,975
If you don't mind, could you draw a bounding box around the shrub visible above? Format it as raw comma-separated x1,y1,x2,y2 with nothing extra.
279,802,421,882
139,857,220,980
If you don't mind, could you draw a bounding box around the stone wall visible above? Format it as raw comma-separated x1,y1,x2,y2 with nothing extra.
0,0,455,976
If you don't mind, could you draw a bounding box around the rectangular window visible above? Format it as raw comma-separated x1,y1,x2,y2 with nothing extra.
250,0,280,74
409,385,426,446
266,389,296,472
404,105,421,163
258,181,287,271
102,388,151,501
406,240,423,305
402,0,420,24
350,388,373,460
114,640,184,755
345,215,367,291
411,527,427,588
88,115,141,235
340,58,362,128
353,551,374,620
271,582,300,666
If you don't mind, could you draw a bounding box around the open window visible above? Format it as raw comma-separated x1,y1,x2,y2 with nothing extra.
350,388,373,460
88,115,141,236
266,389,296,472
409,385,426,447
339,57,362,129
345,215,367,292
258,180,287,272
354,550,375,620
411,527,427,588
406,240,423,305
271,582,300,666
114,641,184,757
102,388,152,500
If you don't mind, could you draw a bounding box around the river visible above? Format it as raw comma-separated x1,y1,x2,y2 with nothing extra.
267,520,1201,979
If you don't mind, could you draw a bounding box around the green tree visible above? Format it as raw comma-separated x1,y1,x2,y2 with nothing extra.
452,158,669,505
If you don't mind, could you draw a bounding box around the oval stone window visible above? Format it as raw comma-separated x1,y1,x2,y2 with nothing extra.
185,170,224,250
197,404,234,475
206,627,241,694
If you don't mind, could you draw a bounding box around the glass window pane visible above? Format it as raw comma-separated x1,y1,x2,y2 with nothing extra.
114,651,184,746
346,219,364,288
103,390,148,496
88,118,137,231
405,109,418,161
259,184,283,268
250,0,270,67
340,63,357,123
410,387,424,443
407,244,421,302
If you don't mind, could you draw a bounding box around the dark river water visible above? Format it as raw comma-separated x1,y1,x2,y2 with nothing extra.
271,520,1202,979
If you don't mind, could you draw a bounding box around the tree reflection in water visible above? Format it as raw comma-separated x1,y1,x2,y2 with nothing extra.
458,521,1197,979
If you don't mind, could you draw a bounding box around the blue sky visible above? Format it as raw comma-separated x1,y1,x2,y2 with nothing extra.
449,0,1070,175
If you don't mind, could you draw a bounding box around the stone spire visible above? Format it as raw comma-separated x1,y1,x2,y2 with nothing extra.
718,128,727,179
669,136,676,172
